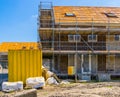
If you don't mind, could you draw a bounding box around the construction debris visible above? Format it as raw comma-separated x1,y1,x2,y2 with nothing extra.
46,77,59,85
2,81,23,92
42,66,61,83
26,77,45,89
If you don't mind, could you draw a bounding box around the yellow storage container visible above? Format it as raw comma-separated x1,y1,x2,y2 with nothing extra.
68,66,75,75
8,50,42,84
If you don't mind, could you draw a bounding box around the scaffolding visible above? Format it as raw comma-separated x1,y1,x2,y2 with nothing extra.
38,2,120,80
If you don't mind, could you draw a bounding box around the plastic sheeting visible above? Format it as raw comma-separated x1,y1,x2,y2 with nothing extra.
2,81,23,92
26,77,45,89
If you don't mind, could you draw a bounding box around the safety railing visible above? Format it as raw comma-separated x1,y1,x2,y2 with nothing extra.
41,41,120,51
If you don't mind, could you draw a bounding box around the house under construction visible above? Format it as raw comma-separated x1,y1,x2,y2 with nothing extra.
38,2,120,80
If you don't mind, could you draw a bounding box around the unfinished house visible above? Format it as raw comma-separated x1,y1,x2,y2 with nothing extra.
38,2,120,80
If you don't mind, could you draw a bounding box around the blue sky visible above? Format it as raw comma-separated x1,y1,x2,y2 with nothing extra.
0,0,120,42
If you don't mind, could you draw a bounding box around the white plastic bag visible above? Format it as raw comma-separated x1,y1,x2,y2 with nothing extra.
26,77,45,89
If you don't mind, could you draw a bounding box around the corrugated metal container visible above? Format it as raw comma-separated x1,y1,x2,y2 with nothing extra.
8,50,42,84
68,66,75,75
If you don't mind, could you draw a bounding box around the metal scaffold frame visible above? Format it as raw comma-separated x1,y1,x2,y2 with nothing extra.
38,2,120,80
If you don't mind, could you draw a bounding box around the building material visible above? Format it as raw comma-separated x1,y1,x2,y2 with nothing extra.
2,81,23,92
42,66,61,83
26,77,45,89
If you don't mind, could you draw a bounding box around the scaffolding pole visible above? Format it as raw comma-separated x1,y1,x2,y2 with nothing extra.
58,17,61,73
51,2,55,72
107,17,110,72
75,17,78,82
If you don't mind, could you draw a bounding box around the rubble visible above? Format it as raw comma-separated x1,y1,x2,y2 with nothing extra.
42,66,61,83
46,77,59,85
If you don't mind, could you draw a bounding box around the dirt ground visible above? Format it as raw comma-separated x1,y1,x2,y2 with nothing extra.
37,81,120,97
0,81,120,97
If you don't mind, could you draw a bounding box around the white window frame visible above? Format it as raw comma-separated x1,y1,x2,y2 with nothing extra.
88,35,97,42
68,35,74,42
65,13,75,17
115,35,120,41
75,35,81,42
104,13,117,18
68,35,81,42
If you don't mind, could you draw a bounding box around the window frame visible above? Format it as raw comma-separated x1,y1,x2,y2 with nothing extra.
88,34,97,42
68,34,81,42
68,35,74,42
65,13,75,17
115,35,120,41
104,12,118,18
75,35,81,42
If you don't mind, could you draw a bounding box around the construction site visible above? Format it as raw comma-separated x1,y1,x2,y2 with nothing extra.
0,1,120,97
